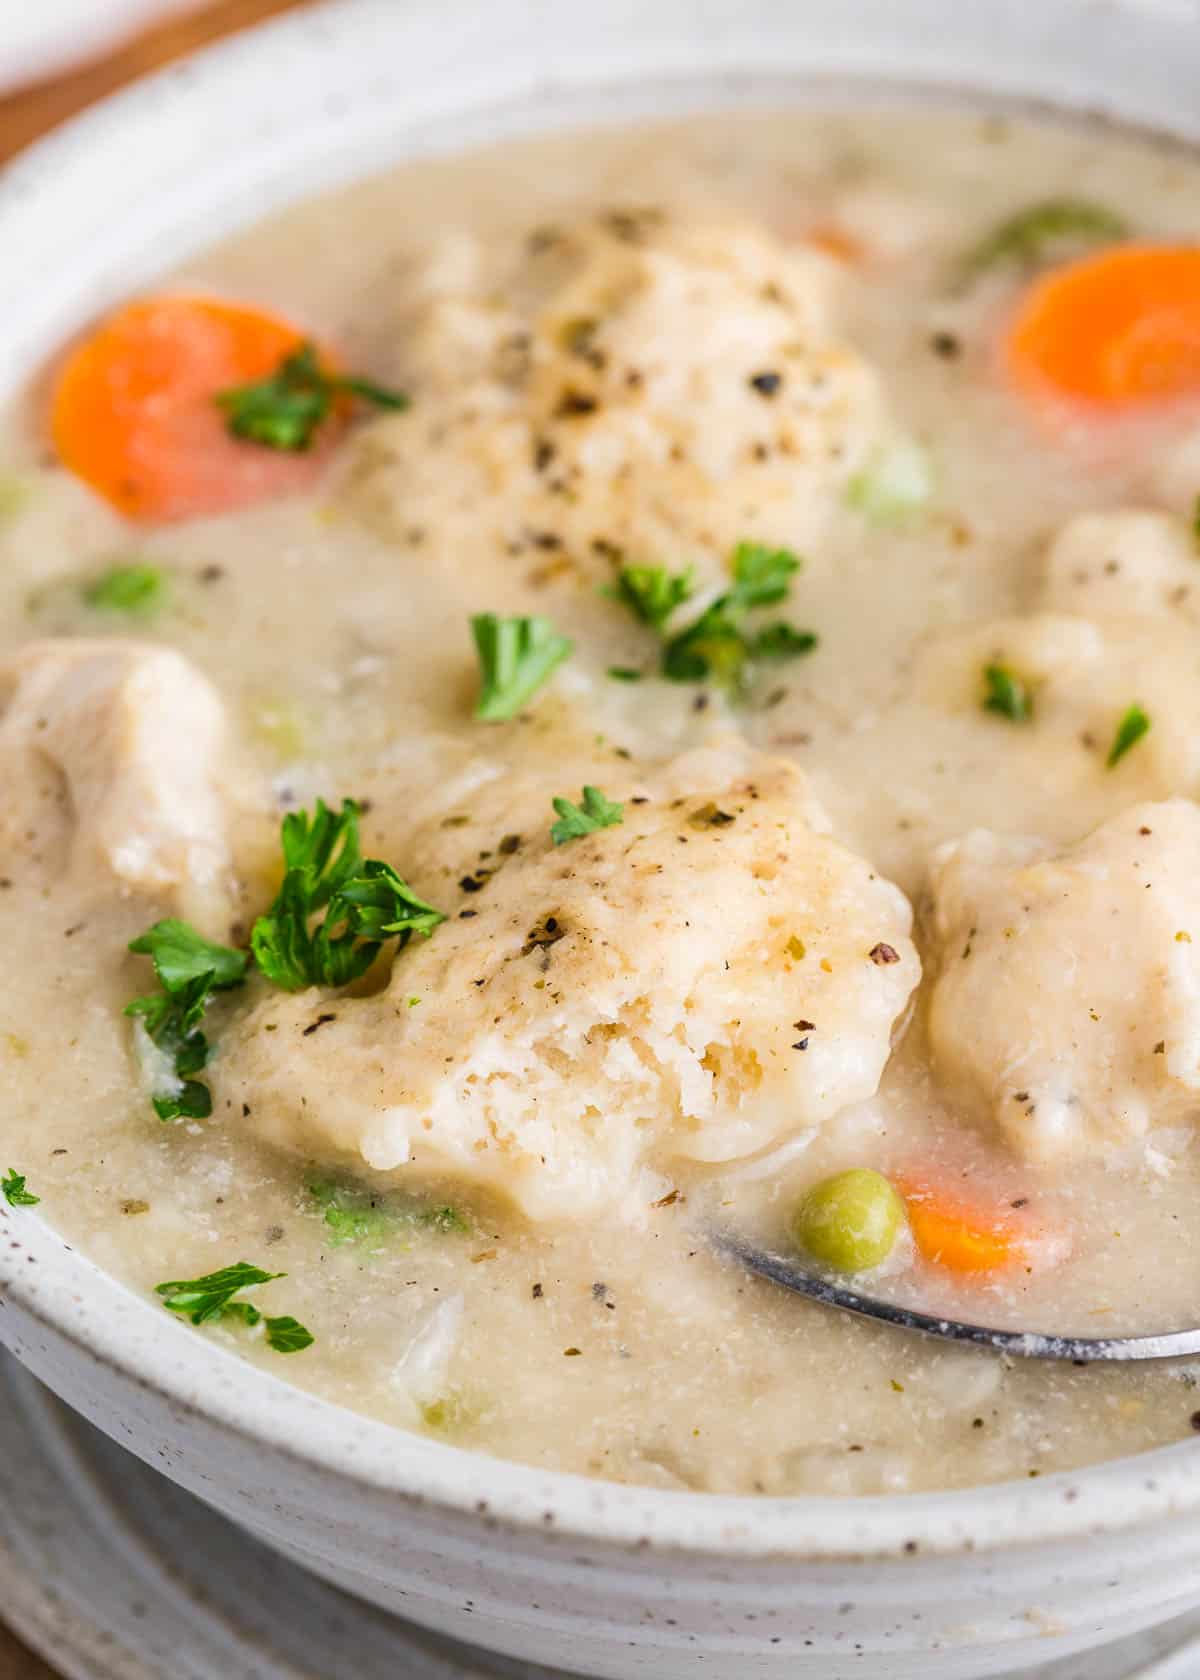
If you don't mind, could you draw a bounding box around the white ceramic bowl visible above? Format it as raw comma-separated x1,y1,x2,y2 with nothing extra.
4,3,1200,1676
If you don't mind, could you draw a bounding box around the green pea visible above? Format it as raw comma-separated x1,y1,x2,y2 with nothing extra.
791,1168,905,1273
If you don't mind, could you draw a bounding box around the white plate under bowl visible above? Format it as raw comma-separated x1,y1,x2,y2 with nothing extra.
0,1351,1196,1680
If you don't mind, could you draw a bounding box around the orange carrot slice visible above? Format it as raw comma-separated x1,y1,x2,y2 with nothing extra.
1007,245,1200,409
896,1177,1025,1275
51,295,340,523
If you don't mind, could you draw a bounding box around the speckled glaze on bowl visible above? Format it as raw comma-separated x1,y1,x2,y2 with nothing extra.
3,3,1200,1676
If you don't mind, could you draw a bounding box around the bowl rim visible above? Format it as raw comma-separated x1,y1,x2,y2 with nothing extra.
4,0,1200,1566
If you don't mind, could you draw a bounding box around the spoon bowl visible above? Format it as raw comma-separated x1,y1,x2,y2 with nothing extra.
715,1229,1200,1362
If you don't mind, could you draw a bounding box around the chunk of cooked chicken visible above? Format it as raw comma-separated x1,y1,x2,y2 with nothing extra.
1040,509,1200,622
343,211,882,599
213,746,919,1222
927,801,1200,1161
0,639,232,928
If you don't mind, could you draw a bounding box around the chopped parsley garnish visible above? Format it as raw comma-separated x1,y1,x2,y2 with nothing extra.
1106,703,1151,768
550,785,624,845
83,563,165,616
749,622,819,660
126,920,248,1121
252,798,444,992
1192,492,1200,552
982,663,1033,722
217,341,408,452
155,1261,313,1352
604,547,813,689
659,542,816,690
724,541,802,607
607,666,643,682
129,919,248,996
606,564,694,629
1,1169,39,1207
471,613,574,721
957,198,1129,285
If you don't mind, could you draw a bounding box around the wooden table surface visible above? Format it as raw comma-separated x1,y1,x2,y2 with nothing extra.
0,3,311,1669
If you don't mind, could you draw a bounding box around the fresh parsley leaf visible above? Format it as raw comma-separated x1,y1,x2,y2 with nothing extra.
156,1261,313,1353
218,344,328,450
336,374,410,412
156,1261,283,1325
126,921,248,1123
1192,492,1200,552
606,564,694,629
661,610,746,686
126,971,210,1054
217,342,408,452
658,542,815,691
333,861,444,943
250,872,319,992
279,797,363,906
726,542,801,609
550,786,624,845
251,799,444,992
264,1316,316,1353
982,663,1033,723
956,198,1129,286
1,1169,39,1207
83,563,165,616
749,623,819,660
471,614,573,721
1107,703,1151,768
152,1080,213,1123
128,920,249,996
606,666,643,682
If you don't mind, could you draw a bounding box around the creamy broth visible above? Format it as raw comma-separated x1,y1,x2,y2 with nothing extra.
5,106,1200,1495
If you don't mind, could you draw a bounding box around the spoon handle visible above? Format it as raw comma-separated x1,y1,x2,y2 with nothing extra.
714,1231,1200,1363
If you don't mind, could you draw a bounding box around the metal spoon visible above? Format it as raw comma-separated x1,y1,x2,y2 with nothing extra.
715,1229,1200,1363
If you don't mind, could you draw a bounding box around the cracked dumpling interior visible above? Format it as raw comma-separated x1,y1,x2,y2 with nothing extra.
212,746,919,1221
926,801,1200,1161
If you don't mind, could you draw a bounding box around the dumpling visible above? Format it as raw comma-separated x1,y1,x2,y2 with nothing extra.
927,801,1200,1160
342,210,883,600
213,745,919,1221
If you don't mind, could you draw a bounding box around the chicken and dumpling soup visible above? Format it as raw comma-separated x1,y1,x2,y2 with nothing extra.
7,105,1200,1494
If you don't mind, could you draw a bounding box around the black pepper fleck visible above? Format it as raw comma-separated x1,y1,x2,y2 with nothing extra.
930,331,962,359
749,370,783,397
